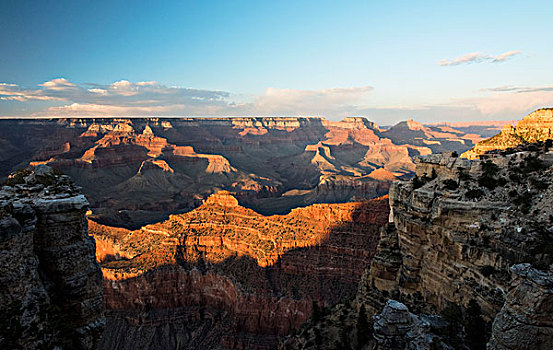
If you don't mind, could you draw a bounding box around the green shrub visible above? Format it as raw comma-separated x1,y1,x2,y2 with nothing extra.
478,175,506,190
530,177,549,190
356,305,370,349
459,171,472,181
481,160,499,176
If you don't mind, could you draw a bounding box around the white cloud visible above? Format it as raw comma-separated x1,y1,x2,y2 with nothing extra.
481,85,553,93
39,78,77,90
88,88,108,94
0,78,375,118
47,103,188,115
4,77,550,124
0,78,233,115
439,50,521,66
459,87,553,117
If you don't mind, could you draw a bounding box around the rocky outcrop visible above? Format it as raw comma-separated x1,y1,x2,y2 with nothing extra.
383,119,475,154
488,264,553,350
91,192,390,349
373,300,455,350
0,165,104,349
356,150,553,319
283,145,553,349
0,117,489,228
463,108,553,159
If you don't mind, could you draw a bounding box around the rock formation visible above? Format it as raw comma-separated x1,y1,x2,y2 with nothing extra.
488,264,553,350
0,165,104,349
90,191,390,349
356,150,553,318
462,108,553,159
0,117,490,228
372,300,455,350
283,144,553,349
382,119,477,154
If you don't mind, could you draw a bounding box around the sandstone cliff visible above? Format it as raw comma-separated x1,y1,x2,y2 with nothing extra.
356,150,553,318
90,191,389,349
0,116,486,228
0,165,104,349
283,146,553,349
462,108,553,159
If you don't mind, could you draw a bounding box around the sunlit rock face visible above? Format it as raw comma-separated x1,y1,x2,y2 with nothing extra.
463,108,553,159
0,116,483,228
0,165,104,350
91,192,390,349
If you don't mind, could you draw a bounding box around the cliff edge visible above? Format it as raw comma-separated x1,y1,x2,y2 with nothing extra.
462,108,553,159
0,165,104,349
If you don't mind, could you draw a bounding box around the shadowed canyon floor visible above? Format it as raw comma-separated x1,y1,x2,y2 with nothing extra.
90,192,390,349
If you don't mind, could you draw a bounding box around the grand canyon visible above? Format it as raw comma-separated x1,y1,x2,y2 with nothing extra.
3,2,553,349
0,116,503,228
2,110,553,350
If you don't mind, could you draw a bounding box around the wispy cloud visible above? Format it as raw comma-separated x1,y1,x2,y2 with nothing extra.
462,84,553,117
439,50,521,66
0,78,374,118
481,85,553,93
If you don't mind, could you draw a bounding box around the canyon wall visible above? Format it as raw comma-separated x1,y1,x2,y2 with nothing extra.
358,150,553,317
0,165,104,349
0,116,484,228
488,263,553,350
91,191,390,349
282,146,553,349
463,108,553,159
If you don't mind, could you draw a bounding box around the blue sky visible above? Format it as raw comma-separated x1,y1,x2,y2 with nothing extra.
1,0,552,123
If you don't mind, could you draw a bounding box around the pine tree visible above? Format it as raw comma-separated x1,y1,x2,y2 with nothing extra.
440,301,463,347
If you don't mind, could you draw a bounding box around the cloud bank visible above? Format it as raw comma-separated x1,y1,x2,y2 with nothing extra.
0,78,374,118
2,77,553,124
439,50,521,66
0,78,231,115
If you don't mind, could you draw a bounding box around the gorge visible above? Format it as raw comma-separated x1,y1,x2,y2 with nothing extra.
2,112,553,350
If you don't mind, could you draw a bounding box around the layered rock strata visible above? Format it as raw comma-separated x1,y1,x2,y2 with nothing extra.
282,146,553,349
488,264,553,350
91,191,390,349
357,150,553,318
0,116,487,227
0,165,104,349
463,108,553,159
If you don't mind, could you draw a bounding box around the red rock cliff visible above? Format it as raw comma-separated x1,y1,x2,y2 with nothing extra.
91,192,389,349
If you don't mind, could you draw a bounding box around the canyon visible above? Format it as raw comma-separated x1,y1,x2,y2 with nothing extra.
91,191,389,349
283,139,553,349
0,116,499,228
2,113,552,350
